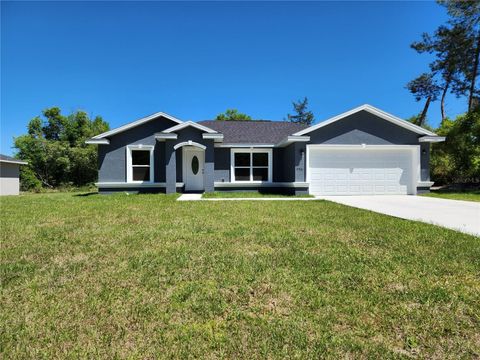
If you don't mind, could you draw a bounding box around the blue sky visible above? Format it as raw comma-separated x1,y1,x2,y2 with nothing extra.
1,1,467,155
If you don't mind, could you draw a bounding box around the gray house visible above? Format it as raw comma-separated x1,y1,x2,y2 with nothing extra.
0,154,27,196
86,104,445,195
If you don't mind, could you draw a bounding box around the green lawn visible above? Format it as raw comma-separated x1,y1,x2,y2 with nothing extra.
422,189,480,202
203,191,313,198
1,193,479,358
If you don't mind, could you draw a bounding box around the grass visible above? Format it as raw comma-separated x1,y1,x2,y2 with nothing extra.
202,191,314,198
422,189,480,202
1,192,479,358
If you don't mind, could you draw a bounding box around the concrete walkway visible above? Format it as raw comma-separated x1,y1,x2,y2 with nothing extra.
318,195,480,236
177,193,203,201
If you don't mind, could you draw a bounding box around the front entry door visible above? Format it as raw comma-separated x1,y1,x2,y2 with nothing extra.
183,147,205,191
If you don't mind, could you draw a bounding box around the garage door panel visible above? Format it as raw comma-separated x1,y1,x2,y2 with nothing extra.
308,147,415,195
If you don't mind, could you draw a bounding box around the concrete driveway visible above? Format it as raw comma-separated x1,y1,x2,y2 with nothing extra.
317,195,480,236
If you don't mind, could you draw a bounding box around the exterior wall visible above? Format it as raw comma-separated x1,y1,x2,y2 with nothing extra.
164,127,215,193
212,186,309,195
214,148,230,182
0,163,20,196
420,143,430,182
308,110,420,145
302,110,430,187
98,186,183,195
96,110,433,194
97,116,177,183
214,147,299,184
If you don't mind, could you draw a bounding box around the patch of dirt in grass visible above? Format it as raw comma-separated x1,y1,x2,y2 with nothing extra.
247,283,293,317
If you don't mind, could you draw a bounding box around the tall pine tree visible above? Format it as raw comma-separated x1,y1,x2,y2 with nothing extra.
287,97,315,126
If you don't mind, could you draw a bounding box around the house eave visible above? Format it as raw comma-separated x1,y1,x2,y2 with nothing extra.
202,133,224,142
276,135,310,147
418,136,446,143
155,133,178,141
85,139,110,145
0,159,28,165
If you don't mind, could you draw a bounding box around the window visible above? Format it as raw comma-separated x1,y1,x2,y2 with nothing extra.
231,149,272,182
127,145,154,183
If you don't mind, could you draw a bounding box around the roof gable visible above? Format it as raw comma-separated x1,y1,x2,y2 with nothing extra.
162,121,218,134
293,104,437,137
91,112,183,140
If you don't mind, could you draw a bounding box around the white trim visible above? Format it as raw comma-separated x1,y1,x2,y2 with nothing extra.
154,133,178,141
214,181,308,188
91,112,183,140
96,182,184,188
173,141,207,150
126,145,154,183
418,136,446,143
215,143,275,148
305,144,420,195
276,135,310,147
230,148,273,183
162,121,218,134
85,139,110,145
202,133,224,142
293,104,437,137
0,159,28,165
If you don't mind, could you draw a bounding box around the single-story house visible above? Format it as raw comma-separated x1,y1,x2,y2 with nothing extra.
0,154,28,196
86,104,445,195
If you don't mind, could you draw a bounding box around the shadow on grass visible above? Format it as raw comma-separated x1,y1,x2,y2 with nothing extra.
74,192,99,197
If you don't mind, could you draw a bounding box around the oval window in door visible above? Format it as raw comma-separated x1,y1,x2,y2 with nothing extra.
191,155,199,175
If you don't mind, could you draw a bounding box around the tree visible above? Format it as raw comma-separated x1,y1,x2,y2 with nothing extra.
406,73,441,126
430,108,480,184
439,0,480,112
287,97,315,126
14,108,109,189
215,109,252,121
411,24,472,122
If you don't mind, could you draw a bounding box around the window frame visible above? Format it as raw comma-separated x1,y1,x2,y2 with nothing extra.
230,148,273,183
126,145,154,183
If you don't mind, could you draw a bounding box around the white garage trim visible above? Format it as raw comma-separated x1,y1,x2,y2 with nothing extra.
306,144,420,195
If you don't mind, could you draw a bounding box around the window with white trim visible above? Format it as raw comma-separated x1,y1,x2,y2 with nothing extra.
127,145,154,183
231,149,272,182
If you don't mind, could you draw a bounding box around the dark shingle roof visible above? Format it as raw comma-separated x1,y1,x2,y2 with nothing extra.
0,154,27,164
197,120,308,144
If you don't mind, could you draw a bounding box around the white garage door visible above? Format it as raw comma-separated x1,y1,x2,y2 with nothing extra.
307,146,417,195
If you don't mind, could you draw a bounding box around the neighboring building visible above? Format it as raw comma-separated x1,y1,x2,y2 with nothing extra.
86,104,445,195
0,154,27,196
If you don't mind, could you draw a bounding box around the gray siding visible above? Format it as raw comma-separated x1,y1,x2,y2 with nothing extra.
214,148,230,182
213,147,295,183
308,110,419,145
163,127,215,193
96,109,432,194
98,116,177,183
304,110,429,185
0,162,20,195
420,143,430,182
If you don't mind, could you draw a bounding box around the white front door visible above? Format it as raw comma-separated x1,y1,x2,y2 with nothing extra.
183,147,205,191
